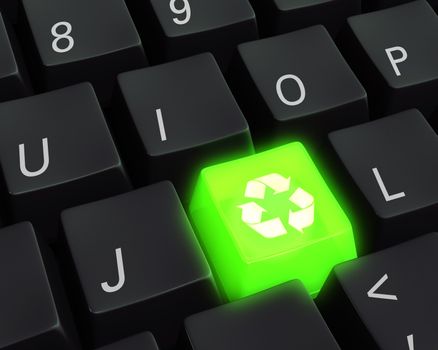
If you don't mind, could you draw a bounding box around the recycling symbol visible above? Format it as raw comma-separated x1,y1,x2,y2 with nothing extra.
238,173,315,238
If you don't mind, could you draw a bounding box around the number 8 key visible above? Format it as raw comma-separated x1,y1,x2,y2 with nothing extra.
20,0,148,106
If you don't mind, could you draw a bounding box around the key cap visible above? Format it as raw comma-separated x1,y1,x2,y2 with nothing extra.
329,109,438,251
0,11,32,101
249,0,361,38
96,332,160,350
0,0,18,23
131,0,257,69
364,0,438,12
229,26,368,146
20,0,147,106
343,0,438,118
318,232,438,349
113,53,253,200
0,222,80,349
0,83,131,241
182,281,340,350
190,142,357,301
61,182,219,348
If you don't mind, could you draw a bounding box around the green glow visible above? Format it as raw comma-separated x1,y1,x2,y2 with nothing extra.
190,142,357,301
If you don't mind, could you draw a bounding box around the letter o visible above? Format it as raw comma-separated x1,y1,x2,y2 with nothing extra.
276,74,306,106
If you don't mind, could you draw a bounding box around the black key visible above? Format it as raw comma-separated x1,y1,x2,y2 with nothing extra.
249,0,361,37
96,332,160,350
61,182,219,348
113,53,253,199
364,0,438,12
329,109,438,251
0,0,18,23
0,11,32,101
0,83,131,241
318,232,438,349
0,222,79,349
132,0,257,69
182,281,340,350
228,25,368,145
20,0,147,106
343,0,438,117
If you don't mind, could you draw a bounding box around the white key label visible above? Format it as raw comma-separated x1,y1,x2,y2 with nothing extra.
407,334,414,350
19,137,50,177
385,46,408,77
101,248,126,293
170,0,191,25
276,74,306,106
155,108,167,142
367,273,398,301
51,21,74,53
372,168,406,202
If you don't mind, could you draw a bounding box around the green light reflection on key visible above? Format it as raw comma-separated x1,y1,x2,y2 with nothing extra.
190,142,357,301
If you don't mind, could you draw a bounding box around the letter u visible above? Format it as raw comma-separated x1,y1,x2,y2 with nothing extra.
19,137,50,177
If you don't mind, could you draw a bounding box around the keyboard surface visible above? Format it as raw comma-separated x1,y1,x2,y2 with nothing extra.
0,1,437,349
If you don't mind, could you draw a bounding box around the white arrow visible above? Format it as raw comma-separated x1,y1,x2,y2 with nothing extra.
244,180,266,199
288,188,315,233
407,334,414,350
257,173,291,194
251,218,287,238
239,202,266,224
367,274,398,301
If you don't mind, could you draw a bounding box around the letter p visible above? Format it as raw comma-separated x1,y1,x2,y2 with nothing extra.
385,46,408,77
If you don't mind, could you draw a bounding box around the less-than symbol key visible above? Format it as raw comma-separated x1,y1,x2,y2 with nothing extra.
367,274,398,301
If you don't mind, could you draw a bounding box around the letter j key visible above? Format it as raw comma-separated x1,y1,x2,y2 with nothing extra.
61,182,218,348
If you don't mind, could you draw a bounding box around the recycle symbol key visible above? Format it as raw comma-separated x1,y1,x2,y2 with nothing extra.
238,173,315,238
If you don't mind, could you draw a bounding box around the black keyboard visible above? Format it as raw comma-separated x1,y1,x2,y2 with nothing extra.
0,1,437,349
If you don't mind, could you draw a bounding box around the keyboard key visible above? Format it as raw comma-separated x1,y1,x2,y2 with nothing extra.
61,182,218,348
344,1,438,117
133,0,257,69
0,83,131,241
190,142,356,301
250,0,361,37
364,0,438,11
0,12,32,101
229,26,368,144
96,332,160,350
318,232,438,349
0,0,18,23
329,109,438,251
114,53,253,199
21,0,147,105
183,281,340,350
0,222,79,349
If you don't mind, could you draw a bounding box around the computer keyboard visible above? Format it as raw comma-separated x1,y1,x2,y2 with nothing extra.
0,1,437,349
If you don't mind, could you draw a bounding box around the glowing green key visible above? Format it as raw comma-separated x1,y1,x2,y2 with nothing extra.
190,142,357,301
